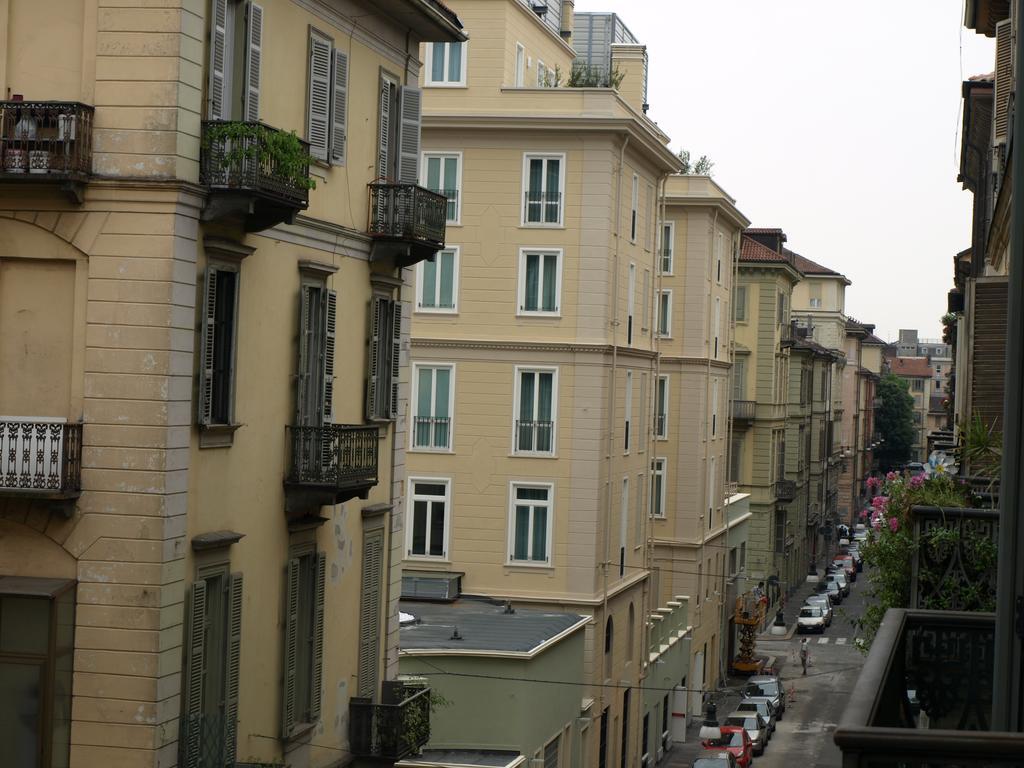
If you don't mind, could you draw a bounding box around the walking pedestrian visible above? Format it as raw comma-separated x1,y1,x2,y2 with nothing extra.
800,637,809,676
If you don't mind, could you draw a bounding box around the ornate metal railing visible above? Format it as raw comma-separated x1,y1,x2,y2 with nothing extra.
515,419,554,454
773,479,796,502
523,190,562,224
731,400,756,420
909,505,998,613
832,609,1017,766
368,182,447,247
179,712,229,768
200,120,310,207
285,425,378,490
349,686,431,760
0,101,93,178
0,420,82,496
412,416,451,450
425,186,458,222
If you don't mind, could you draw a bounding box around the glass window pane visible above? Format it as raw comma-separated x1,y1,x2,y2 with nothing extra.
0,661,42,768
429,501,445,556
537,373,553,421
524,253,539,311
438,251,455,308
443,157,458,193
514,506,530,560
415,483,447,496
529,159,543,194
434,369,450,419
519,373,535,422
532,507,547,561
417,368,434,418
421,259,437,307
542,254,557,311
426,156,441,192
447,42,462,82
431,42,446,82
516,487,548,501
1,596,50,654
412,500,428,554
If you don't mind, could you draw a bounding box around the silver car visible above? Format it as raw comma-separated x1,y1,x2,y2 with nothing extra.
735,697,776,735
804,594,833,625
724,712,767,756
745,674,787,718
826,572,850,597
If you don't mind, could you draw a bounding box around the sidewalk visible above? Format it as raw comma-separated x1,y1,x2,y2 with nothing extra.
758,573,827,642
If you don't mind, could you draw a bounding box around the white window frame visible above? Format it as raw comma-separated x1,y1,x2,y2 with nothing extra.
627,262,636,343
641,268,651,333
415,246,459,314
406,477,451,560
713,296,721,359
651,458,667,519
424,41,467,87
410,362,455,452
657,289,672,338
715,231,724,284
809,297,823,308
514,42,525,87
517,248,563,316
624,370,633,454
536,60,549,87
630,174,639,242
421,152,462,225
659,221,674,275
655,375,669,440
507,481,554,566
521,152,566,227
512,366,558,456
734,284,747,322
711,380,719,438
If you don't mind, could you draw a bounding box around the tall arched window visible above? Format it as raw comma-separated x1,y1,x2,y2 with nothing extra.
627,603,635,662
604,616,613,678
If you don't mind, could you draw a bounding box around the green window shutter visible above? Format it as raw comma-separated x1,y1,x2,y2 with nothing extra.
378,79,391,179
282,559,300,737
357,531,384,697
397,86,422,184
296,286,312,425
183,580,207,768
223,573,243,766
390,300,401,418
307,32,332,162
322,290,337,424
366,297,382,420
198,267,218,425
330,49,348,165
310,552,326,721
208,0,227,119
244,3,262,121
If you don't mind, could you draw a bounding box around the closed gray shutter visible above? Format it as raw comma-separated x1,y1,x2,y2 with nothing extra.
310,552,326,721
296,287,311,425
223,573,243,766
209,0,227,119
357,531,384,697
378,79,391,179
244,3,262,121
183,580,207,768
995,20,1012,142
308,32,332,162
330,49,348,165
366,297,383,420
322,290,336,423
390,300,401,418
281,558,300,737
198,267,217,425
397,86,422,184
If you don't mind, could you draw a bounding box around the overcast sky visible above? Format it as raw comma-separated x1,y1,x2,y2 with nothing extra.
573,0,994,341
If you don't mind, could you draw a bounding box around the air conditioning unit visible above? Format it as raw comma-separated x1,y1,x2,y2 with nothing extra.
531,1,548,15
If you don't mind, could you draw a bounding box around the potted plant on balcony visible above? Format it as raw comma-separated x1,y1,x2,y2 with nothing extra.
202,122,314,192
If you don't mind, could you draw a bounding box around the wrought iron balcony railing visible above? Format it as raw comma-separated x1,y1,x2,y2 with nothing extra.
773,479,796,502
909,505,998,613
0,101,93,198
425,186,459,222
285,424,378,492
412,416,451,450
515,419,555,454
523,190,562,224
368,182,447,248
731,400,756,421
349,685,431,761
832,608,1017,766
0,419,82,498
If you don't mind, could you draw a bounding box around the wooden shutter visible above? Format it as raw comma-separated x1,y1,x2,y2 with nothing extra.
244,3,262,121
390,300,402,418
397,86,422,184
366,297,383,420
322,290,336,424
281,558,300,737
378,79,392,179
198,267,217,425
183,581,207,768
223,573,243,766
308,32,332,162
971,279,1008,434
357,530,384,697
310,552,326,721
995,20,1012,142
330,50,348,165
296,287,311,425
209,0,227,119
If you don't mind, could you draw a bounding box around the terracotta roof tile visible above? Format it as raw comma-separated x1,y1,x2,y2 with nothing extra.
744,227,786,235
892,357,933,378
785,249,845,278
740,236,790,264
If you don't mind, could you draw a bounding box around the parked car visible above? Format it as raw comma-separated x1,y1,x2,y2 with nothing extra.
804,594,833,625
735,697,776,735
700,726,753,767
822,580,843,604
692,750,739,767
745,674,787,718
724,712,768,756
798,605,827,634
907,461,926,476
826,572,850,597
833,555,857,581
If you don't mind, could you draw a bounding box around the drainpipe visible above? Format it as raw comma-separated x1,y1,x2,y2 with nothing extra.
697,208,719,643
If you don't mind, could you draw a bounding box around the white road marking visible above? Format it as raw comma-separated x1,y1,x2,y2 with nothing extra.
817,637,829,644
836,637,847,645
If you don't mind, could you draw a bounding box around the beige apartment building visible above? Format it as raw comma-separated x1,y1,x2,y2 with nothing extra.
0,1,463,767
651,174,750,705
406,2,690,765
839,321,884,523
891,357,936,462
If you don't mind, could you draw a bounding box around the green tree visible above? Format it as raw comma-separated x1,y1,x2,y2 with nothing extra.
676,149,714,176
875,373,915,470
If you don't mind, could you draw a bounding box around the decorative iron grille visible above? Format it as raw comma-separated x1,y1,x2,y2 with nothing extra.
412,416,451,450
349,686,431,760
179,712,227,768
368,182,447,246
773,479,796,502
200,120,310,207
0,101,93,177
0,420,82,494
515,420,554,454
523,190,562,224
910,505,998,613
731,400,756,420
286,424,378,489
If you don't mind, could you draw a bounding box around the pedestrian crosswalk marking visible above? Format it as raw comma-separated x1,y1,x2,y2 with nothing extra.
836,637,847,645
818,637,829,644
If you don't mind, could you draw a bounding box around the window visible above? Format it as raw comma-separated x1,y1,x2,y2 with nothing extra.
729,436,742,483
518,249,562,314
198,262,240,428
599,706,610,768
740,542,747,569
620,477,628,576
621,690,631,768
660,221,674,274
651,458,666,518
509,483,553,564
809,283,822,309
711,381,719,438
515,42,525,86
635,470,644,545
282,548,326,736
208,0,262,123
655,375,668,439
911,378,924,392
630,174,639,242
641,269,651,332
774,510,787,555
537,60,551,87
776,290,786,325
523,154,564,225
809,297,822,308
417,247,458,312
357,529,385,698
732,358,746,401
729,547,738,575
376,75,421,183
412,365,453,450
422,153,461,223
624,371,633,452
297,281,337,426
639,372,647,453
644,183,654,251
708,456,716,529
657,290,672,337
715,231,723,284
713,297,721,358
307,28,348,164
515,368,557,454
183,568,244,764
0,578,76,768
734,284,747,321
627,263,636,343
366,295,400,421
641,712,650,766
425,41,466,86
543,735,560,768
408,479,450,558
627,603,636,662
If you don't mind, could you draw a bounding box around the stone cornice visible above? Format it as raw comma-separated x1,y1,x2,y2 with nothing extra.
411,337,658,357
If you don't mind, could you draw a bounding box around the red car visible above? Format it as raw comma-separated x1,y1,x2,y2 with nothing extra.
701,725,753,767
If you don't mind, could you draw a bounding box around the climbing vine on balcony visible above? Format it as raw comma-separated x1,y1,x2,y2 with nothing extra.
203,121,315,191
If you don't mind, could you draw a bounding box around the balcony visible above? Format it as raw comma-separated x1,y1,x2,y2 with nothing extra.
368,182,447,267
0,101,93,202
523,190,562,225
909,505,998,612
412,416,451,451
773,479,796,502
515,420,555,454
780,322,794,348
350,684,431,761
284,424,378,514
200,120,310,232
731,399,756,423
0,420,82,506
